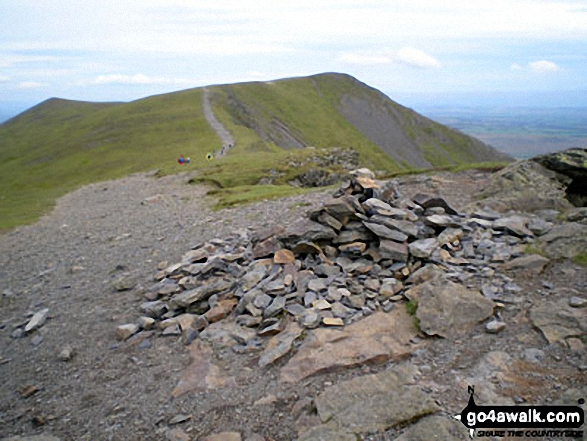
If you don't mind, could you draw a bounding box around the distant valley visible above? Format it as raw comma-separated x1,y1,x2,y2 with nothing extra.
419,106,587,159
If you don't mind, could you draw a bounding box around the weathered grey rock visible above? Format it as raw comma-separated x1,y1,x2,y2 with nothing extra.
139,300,168,318
264,296,286,317
308,278,327,292
473,160,573,212
280,218,338,244
24,308,49,332
115,323,140,341
199,321,256,349
527,217,552,236
300,310,321,329
405,278,494,338
569,296,587,308
363,221,408,242
413,193,459,215
317,211,343,231
501,254,549,273
362,198,394,215
241,269,268,292
313,364,438,434
437,228,463,245
395,415,469,441
258,322,303,367
424,214,461,228
409,238,438,259
565,207,587,222
380,278,403,297
331,301,353,318
485,320,506,334
319,196,359,225
285,303,306,317
378,240,409,261
170,278,234,308
281,310,418,383
492,215,533,237
257,318,285,336
137,316,156,330
540,222,587,259
11,328,25,339
113,276,136,291
339,241,367,253
529,299,587,344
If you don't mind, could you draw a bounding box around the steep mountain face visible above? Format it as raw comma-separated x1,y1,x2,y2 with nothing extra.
208,73,512,168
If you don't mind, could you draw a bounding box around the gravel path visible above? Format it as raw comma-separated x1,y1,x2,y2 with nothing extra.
203,88,235,155
0,172,329,440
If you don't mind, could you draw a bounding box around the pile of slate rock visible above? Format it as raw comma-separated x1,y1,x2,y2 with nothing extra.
115,168,553,346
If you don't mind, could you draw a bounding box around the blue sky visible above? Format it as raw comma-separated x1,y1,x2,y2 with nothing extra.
1,0,587,118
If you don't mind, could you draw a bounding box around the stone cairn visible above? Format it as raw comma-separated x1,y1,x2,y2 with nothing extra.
116,168,553,352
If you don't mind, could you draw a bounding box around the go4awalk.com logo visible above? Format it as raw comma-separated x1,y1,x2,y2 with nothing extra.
454,386,585,438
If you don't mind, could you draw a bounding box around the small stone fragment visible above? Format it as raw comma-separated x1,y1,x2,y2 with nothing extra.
323,317,344,326
274,249,296,264
137,316,156,330
113,277,136,291
25,308,49,333
301,310,321,329
569,297,587,308
57,345,75,361
485,320,506,334
116,323,140,341
169,413,191,425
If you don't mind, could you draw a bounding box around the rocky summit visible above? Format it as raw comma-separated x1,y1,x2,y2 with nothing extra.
104,162,585,439
119,168,555,347
2,153,586,441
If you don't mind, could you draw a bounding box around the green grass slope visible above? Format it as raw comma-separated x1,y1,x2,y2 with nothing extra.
0,89,222,230
0,72,511,231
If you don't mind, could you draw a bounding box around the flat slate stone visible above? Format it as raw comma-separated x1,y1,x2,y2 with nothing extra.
314,363,439,434
363,221,408,242
280,310,418,383
405,278,494,338
529,299,587,344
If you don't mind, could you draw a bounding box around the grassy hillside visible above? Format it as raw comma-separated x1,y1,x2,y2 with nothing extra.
0,72,511,231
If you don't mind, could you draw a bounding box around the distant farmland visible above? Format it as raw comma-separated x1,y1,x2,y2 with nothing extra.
419,107,587,158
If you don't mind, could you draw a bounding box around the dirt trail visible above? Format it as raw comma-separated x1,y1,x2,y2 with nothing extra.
202,88,235,156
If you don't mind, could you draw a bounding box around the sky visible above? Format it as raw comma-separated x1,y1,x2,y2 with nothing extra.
1,0,587,119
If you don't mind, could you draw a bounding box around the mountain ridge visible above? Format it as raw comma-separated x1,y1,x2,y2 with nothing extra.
0,72,512,230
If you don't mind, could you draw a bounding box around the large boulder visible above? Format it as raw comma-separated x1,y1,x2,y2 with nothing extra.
472,148,587,212
533,148,587,206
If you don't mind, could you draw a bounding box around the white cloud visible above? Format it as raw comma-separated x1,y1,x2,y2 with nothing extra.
0,54,62,68
396,47,441,69
338,53,392,65
510,63,523,71
529,60,560,72
338,48,440,68
16,81,45,89
87,74,196,85
0,75,10,82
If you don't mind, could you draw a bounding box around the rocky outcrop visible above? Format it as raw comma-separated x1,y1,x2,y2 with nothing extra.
534,148,587,206
475,148,587,211
311,364,438,434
